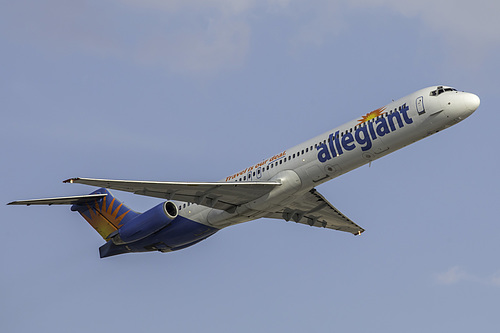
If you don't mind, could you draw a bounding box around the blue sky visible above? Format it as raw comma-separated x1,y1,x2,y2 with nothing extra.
1,1,499,332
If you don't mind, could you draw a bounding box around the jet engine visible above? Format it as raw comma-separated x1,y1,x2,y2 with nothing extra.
111,201,178,245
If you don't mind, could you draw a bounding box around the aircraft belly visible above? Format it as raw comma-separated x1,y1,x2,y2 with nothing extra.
139,217,215,248
99,215,219,257
206,192,304,229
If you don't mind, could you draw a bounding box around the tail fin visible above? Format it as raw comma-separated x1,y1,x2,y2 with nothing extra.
71,188,139,240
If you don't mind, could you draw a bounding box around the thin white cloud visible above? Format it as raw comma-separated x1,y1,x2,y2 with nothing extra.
435,266,500,287
489,272,500,287
284,0,500,62
119,0,257,15
2,0,499,75
289,1,345,47
1,1,256,74
132,18,250,74
116,0,289,73
350,0,500,52
435,266,470,285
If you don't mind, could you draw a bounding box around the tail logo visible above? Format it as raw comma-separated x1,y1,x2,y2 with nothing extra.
79,195,131,239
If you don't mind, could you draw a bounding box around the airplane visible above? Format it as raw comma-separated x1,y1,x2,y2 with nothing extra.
8,86,480,258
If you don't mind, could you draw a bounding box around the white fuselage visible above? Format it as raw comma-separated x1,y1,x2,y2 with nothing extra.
176,86,479,228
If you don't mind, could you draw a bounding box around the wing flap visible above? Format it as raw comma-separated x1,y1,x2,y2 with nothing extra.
7,194,107,206
262,189,364,235
64,177,281,210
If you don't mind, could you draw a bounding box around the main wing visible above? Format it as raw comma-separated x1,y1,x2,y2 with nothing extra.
64,177,281,212
262,189,365,235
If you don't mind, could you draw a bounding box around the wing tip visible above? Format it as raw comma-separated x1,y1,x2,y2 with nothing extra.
63,177,79,184
6,200,34,206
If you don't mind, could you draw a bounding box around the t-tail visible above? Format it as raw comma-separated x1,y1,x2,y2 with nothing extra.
8,188,183,258
70,188,139,241
69,188,182,258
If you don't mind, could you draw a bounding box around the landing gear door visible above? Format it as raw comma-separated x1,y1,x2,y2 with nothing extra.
416,96,425,115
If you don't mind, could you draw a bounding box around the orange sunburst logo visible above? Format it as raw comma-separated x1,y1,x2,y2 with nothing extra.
357,107,386,125
80,195,131,240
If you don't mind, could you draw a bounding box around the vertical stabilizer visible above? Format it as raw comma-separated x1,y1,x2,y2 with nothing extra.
71,188,139,240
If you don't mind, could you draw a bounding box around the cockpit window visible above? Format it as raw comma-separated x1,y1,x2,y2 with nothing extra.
430,86,457,96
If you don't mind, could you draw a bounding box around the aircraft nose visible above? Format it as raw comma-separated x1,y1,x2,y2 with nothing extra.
463,92,480,112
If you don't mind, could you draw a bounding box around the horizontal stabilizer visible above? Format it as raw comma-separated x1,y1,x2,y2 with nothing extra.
7,194,107,206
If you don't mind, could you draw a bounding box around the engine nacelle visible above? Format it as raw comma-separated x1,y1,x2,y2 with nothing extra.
112,201,178,245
